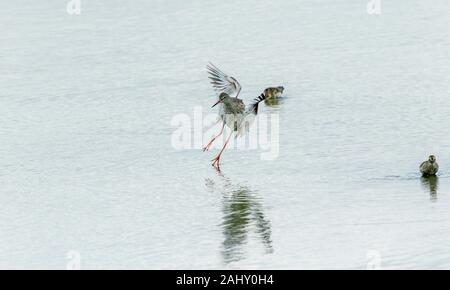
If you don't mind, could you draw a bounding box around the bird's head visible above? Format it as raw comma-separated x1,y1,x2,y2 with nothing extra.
277,86,284,93
212,93,229,108
429,155,436,163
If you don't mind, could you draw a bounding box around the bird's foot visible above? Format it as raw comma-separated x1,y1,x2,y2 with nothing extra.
202,138,216,152
211,155,221,169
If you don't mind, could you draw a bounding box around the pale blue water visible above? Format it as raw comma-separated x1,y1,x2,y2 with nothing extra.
1,0,450,269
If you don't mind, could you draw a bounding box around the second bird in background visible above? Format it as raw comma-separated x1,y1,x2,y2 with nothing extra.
263,86,285,107
420,155,439,177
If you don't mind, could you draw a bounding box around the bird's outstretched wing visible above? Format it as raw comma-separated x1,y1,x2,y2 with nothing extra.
206,63,242,98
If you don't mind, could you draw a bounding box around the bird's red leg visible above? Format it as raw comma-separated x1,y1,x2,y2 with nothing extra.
211,131,234,169
203,122,225,152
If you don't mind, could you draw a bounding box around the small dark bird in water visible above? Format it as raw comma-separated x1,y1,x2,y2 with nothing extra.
263,86,284,99
420,155,439,176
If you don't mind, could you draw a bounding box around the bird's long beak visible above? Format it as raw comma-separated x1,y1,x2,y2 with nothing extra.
212,99,221,108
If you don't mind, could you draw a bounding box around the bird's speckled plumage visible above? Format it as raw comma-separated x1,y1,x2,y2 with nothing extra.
420,155,439,176
264,86,284,99
218,92,265,137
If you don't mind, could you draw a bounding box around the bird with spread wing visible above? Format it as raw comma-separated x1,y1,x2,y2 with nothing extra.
203,63,269,169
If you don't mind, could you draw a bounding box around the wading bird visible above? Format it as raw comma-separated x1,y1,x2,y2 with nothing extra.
203,63,268,169
420,155,439,176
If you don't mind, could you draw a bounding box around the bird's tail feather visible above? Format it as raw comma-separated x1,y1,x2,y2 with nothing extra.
247,93,267,115
236,93,267,137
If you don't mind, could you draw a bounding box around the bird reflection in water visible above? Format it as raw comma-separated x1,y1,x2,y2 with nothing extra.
263,86,285,108
420,175,439,200
205,173,273,264
264,96,284,107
